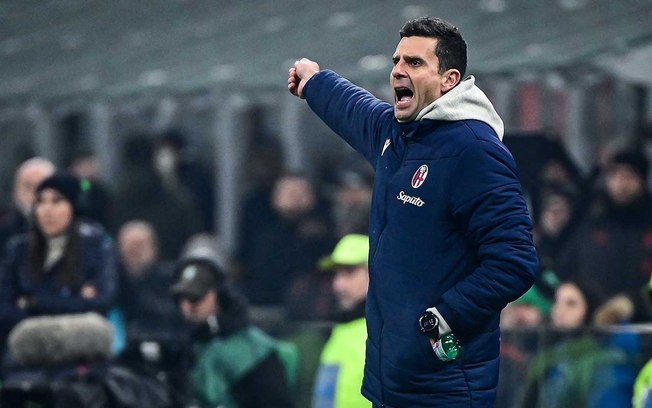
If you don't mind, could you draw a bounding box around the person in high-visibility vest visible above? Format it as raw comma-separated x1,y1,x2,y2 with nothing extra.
312,234,369,408
634,358,652,408
634,276,652,408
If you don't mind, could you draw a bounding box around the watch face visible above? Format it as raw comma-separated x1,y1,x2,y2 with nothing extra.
420,312,438,332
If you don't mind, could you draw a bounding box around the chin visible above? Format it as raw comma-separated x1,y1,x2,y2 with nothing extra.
394,110,416,122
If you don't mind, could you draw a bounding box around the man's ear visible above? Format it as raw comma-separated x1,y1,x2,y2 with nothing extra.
441,69,462,93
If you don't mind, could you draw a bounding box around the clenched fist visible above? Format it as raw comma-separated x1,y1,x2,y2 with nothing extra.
288,58,320,99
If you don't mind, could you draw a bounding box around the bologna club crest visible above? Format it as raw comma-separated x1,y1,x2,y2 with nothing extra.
411,165,429,188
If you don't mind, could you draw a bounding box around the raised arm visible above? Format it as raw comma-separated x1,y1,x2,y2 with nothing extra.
288,59,395,166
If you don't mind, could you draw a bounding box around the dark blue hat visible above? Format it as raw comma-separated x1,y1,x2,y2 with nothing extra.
36,173,82,214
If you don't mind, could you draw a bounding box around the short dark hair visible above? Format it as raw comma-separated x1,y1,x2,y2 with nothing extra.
399,17,467,78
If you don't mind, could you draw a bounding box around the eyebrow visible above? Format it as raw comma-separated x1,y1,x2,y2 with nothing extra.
392,55,424,64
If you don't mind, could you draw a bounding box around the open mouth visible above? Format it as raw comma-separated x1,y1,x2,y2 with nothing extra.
394,87,414,107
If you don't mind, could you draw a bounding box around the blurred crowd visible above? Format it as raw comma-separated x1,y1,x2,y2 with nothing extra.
500,137,652,407
0,129,651,407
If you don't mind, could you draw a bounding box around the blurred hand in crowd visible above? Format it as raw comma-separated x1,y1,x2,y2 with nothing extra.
81,284,98,299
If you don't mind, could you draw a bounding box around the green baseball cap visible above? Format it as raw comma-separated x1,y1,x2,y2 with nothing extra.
318,234,369,270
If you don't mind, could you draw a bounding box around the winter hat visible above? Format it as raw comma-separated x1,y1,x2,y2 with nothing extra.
610,150,649,182
35,173,82,214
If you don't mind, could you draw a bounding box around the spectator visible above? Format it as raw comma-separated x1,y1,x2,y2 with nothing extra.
234,138,285,282
312,234,369,408
527,139,584,224
284,266,336,322
116,220,184,347
0,173,118,349
550,281,595,329
511,184,577,329
497,272,558,407
522,281,638,407
112,136,201,260
68,149,113,229
501,286,552,329
154,130,216,232
558,149,652,323
534,184,576,274
0,158,55,254
244,172,334,306
330,162,373,237
171,254,294,408
634,358,652,408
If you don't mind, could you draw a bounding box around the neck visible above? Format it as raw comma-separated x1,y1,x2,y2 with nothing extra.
44,234,69,270
336,300,366,322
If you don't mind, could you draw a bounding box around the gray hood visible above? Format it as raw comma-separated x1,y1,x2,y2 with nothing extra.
415,76,504,140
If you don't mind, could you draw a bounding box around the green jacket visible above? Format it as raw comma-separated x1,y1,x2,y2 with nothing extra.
192,326,281,408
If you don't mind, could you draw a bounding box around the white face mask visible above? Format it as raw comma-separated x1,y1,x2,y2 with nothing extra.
154,148,177,175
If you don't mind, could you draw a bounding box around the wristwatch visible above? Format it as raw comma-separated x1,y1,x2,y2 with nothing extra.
418,310,440,340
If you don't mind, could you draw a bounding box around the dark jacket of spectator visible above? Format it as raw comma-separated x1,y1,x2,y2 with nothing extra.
112,137,201,260
0,221,118,336
117,261,184,342
244,173,334,306
155,131,217,232
0,212,28,257
0,174,118,342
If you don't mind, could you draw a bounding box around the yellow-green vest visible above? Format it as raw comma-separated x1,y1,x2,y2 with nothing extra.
312,317,368,408
634,358,652,408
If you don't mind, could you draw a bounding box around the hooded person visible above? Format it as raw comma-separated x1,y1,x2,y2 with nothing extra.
170,255,295,408
289,16,538,407
0,172,118,347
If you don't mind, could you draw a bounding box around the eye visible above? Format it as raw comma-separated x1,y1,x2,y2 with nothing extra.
410,59,422,67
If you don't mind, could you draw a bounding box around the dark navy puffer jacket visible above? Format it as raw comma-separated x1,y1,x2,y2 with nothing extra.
0,221,118,337
303,70,538,408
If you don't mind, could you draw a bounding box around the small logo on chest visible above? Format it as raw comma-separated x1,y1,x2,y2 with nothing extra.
381,138,391,156
411,164,429,188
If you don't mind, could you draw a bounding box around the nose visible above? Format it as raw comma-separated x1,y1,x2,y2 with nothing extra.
180,299,193,313
37,203,51,217
332,273,345,293
391,60,406,79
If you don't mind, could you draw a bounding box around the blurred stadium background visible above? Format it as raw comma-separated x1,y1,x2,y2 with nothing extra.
1,0,651,253
1,2,652,405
